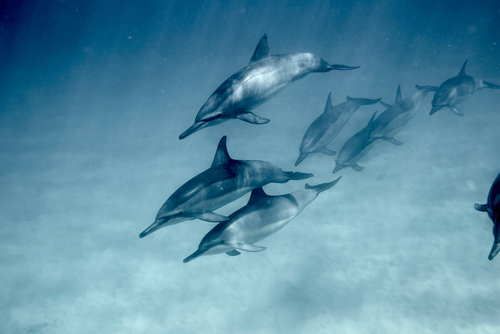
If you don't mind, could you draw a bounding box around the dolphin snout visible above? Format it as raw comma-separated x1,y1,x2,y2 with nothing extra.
139,218,168,238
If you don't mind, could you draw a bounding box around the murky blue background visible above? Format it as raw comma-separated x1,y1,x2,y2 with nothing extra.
1,0,500,333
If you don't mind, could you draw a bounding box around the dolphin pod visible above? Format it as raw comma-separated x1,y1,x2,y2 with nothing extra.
475,173,500,260
183,177,341,263
139,136,313,238
179,34,360,139
142,35,499,262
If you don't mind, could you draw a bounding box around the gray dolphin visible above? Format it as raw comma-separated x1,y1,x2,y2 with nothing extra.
179,34,360,139
332,111,378,174
295,93,381,166
474,173,500,260
369,85,437,145
183,177,341,263
427,60,500,116
139,136,313,238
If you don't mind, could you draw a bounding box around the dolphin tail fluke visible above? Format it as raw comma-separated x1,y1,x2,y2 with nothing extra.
305,176,341,193
488,242,500,261
284,171,314,180
474,203,488,212
235,112,270,124
346,97,382,105
327,64,360,71
482,81,500,89
416,84,439,92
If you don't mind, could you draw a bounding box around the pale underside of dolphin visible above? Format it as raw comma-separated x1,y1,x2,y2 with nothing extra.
332,111,378,174
183,177,341,263
179,34,360,139
139,136,313,238
474,172,500,260
426,60,500,116
369,84,437,145
295,92,381,166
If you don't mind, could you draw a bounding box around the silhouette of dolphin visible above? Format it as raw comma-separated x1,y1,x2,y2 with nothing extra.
295,93,380,166
474,173,500,260
139,136,313,238
369,85,437,145
183,177,341,263
427,60,500,116
180,34,360,139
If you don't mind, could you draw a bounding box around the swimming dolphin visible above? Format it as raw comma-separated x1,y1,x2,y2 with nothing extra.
474,172,500,260
332,111,378,174
427,60,500,116
295,93,380,166
369,85,437,145
183,177,341,263
139,136,313,238
179,34,360,139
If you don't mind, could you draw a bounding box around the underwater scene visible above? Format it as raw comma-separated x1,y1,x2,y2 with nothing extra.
1,0,500,333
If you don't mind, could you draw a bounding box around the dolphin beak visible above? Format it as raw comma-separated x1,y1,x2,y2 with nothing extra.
183,249,207,263
139,218,168,238
332,164,343,175
429,106,442,115
295,153,307,166
179,121,210,140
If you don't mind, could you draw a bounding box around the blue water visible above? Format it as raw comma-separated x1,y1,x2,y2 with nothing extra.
1,1,499,333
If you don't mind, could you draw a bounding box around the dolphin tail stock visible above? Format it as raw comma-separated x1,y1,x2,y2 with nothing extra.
346,96,382,105
415,84,439,92
305,176,341,193
482,81,500,90
488,242,500,261
284,171,314,180
327,64,360,71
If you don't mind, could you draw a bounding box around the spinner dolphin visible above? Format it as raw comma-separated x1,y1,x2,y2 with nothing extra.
474,173,500,260
180,34,360,139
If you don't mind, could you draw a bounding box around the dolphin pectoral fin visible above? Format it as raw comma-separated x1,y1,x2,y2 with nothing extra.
187,211,230,222
226,250,241,256
474,203,488,212
249,34,270,64
488,242,500,261
319,148,337,156
236,243,267,252
284,171,314,180
327,64,360,71
483,80,500,89
235,112,270,124
449,106,464,116
379,100,392,109
352,164,364,172
387,137,404,145
305,176,341,193
416,84,438,92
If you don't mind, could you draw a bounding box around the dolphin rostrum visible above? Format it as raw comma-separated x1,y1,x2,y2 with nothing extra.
369,85,437,145
179,34,360,139
295,93,380,166
183,177,341,263
474,173,500,260
332,111,378,174
427,60,500,116
139,136,313,238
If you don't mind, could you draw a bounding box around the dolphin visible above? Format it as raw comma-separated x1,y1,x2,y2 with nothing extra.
427,60,500,116
295,93,381,166
183,177,341,263
139,136,313,238
179,34,360,139
369,85,437,145
332,111,378,174
474,172,500,260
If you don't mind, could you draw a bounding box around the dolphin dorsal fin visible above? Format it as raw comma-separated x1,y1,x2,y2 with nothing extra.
459,60,468,76
394,85,403,105
247,187,270,205
249,34,270,64
211,136,232,167
323,92,333,114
